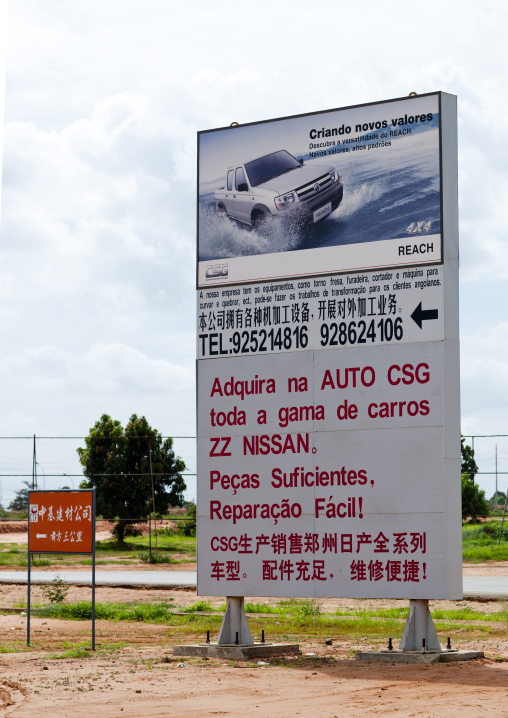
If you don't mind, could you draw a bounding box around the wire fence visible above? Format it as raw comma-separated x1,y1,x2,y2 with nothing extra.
0,434,197,510
0,433,506,518
463,435,508,514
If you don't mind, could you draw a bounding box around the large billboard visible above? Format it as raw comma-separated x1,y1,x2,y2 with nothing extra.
196,92,461,600
198,93,444,287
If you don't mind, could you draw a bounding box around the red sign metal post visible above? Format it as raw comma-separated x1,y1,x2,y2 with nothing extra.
27,489,96,648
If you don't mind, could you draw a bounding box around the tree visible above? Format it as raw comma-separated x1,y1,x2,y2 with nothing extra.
8,481,31,512
461,437,478,480
489,490,507,506
461,436,489,521
77,414,186,543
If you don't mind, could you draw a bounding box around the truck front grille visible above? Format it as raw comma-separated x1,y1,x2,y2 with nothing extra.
295,173,333,202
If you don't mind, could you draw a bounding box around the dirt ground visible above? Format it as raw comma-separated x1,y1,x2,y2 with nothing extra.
0,584,508,717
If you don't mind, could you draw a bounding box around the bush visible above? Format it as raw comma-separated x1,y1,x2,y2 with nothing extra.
41,576,69,604
153,526,176,537
177,503,196,536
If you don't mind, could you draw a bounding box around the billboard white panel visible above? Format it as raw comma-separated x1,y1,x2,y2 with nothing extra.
196,92,461,600
197,265,444,359
197,341,456,599
198,93,443,287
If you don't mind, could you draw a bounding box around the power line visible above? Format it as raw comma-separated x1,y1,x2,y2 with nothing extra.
0,436,196,440
0,473,196,477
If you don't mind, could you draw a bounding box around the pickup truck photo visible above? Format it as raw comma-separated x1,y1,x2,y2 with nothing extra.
214,150,343,231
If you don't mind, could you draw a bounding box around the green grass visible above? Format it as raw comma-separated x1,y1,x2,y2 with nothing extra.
334,604,508,622
462,521,508,562
244,602,280,614
334,606,409,619
431,606,508,622
0,554,50,567
95,533,196,557
14,599,500,653
52,641,93,659
33,601,181,623
0,643,29,654
32,597,505,627
182,600,215,613
50,640,128,660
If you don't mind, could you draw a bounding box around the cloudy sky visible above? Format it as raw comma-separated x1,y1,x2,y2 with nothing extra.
0,0,507,504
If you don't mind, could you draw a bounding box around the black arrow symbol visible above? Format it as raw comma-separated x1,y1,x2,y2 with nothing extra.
411,302,439,329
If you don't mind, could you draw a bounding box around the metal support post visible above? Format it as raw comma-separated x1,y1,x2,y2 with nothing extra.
398,599,441,652
216,597,253,646
92,488,96,650
27,553,31,646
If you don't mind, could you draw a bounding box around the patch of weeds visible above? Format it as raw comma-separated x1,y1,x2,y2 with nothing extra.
41,575,69,604
0,643,29,654
51,642,93,660
138,552,174,564
183,600,215,613
462,522,508,562
95,540,131,552
50,640,128,660
153,526,177,537
334,607,409,619
33,601,178,623
244,602,280,614
30,558,51,567
278,599,321,618
99,641,129,653
432,607,508,622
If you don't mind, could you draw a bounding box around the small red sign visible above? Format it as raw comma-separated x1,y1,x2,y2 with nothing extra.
28,491,94,553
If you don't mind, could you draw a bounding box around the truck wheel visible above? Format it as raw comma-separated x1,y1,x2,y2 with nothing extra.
217,204,228,218
251,210,269,235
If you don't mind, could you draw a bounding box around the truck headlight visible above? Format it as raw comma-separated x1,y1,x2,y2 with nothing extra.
329,169,340,182
274,191,299,210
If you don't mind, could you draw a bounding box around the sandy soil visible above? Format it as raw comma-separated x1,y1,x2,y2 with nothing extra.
0,611,507,717
1,651,508,718
0,585,507,717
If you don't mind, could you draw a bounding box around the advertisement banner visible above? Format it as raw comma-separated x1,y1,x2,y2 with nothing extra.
196,92,461,601
198,93,443,287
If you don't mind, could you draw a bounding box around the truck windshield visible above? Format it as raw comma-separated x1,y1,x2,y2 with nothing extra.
244,150,301,187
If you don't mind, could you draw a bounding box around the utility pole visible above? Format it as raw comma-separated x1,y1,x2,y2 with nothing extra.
32,435,37,490
495,443,498,506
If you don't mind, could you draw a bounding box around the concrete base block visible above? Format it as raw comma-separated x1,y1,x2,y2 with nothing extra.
173,642,300,660
355,649,484,664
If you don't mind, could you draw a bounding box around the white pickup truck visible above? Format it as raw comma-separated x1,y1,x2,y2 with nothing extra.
214,150,343,230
